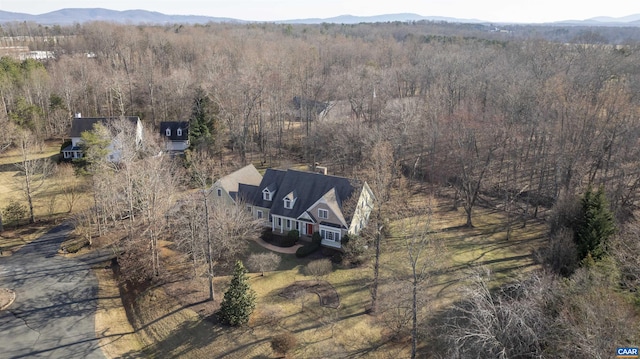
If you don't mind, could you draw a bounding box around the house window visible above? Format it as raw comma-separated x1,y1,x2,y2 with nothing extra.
263,190,272,201
247,205,252,212
177,128,182,136
165,128,171,136
320,228,341,242
269,214,273,223
257,210,263,219
286,219,291,229
284,198,292,209
277,217,282,227
318,209,328,219
296,222,299,230
217,188,222,197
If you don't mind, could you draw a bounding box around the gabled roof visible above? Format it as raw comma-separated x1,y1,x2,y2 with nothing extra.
160,121,189,141
216,164,263,200
69,116,140,138
249,168,355,221
292,96,329,115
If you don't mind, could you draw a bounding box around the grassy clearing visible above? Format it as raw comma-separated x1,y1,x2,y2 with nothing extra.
97,183,548,358
0,140,92,227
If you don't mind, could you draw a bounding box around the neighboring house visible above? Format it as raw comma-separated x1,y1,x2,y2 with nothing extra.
216,165,374,249
291,96,329,122
160,121,189,152
61,114,143,162
211,164,264,205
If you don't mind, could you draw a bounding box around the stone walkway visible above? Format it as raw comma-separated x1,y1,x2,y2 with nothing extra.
252,237,302,254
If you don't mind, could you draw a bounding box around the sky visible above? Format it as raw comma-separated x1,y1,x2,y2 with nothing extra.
0,0,638,23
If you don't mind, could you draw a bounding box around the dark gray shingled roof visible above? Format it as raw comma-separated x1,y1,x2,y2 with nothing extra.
249,168,355,220
250,169,287,209
70,117,140,137
237,183,258,203
160,121,189,141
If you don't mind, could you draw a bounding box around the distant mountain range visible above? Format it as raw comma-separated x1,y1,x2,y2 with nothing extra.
0,8,639,27
0,8,240,25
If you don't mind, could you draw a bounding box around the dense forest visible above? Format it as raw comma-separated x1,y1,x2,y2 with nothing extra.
2,20,640,357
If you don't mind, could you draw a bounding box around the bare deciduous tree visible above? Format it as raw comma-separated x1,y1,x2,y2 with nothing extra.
14,130,53,224
247,252,281,276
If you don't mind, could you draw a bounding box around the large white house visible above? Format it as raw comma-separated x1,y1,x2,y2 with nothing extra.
61,115,143,162
213,165,374,249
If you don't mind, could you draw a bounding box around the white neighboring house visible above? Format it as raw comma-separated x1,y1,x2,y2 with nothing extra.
216,165,375,250
61,114,143,162
160,121,189,153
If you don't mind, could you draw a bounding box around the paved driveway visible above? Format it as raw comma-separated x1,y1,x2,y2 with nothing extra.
0,224,106,359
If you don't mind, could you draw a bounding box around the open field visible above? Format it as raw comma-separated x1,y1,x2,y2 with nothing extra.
0,141,87,253
95,181,547,358
0,141,92,229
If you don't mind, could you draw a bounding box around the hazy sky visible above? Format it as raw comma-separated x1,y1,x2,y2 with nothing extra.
0,0,638,23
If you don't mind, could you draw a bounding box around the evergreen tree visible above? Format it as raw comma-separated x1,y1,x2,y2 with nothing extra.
75,123,111,172
574,186,616,262
189,88,221,152
218,260,256,326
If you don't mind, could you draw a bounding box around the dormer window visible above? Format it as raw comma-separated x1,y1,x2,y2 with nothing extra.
165,128,171,136
262,189,272,201
283,191,296,209
284,198,293,209
177,128,182,136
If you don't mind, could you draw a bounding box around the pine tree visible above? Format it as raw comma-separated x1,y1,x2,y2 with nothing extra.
574,186,616,262
218,260,256,326
188,88,221,152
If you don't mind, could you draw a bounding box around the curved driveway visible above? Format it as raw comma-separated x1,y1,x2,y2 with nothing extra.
0,224,106,359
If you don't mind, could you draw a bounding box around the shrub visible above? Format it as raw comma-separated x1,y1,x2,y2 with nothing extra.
295,241,321,258
262,229,297,247
271,332,297,357
311,231,322,244
4,200,26,229
305,258,333,277
287,229,299,241
246,252,281,276
341,234,369,267
261,228,275,242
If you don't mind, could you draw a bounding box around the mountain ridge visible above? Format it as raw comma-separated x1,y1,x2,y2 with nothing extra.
0,8,639,26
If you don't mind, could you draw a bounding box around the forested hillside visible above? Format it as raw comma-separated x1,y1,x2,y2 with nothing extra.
1,20,639,357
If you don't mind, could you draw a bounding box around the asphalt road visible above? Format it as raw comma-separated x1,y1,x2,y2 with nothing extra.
0,223,107,359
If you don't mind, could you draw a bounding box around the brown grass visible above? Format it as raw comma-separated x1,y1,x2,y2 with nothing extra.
0,140,92,227
94,269,144,358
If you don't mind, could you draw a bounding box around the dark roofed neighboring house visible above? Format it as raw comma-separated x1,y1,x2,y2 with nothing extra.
291,96,329,122
160,121,189,152
61,114,142,162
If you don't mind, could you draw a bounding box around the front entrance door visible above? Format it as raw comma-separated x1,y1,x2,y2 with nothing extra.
306,223,313,236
